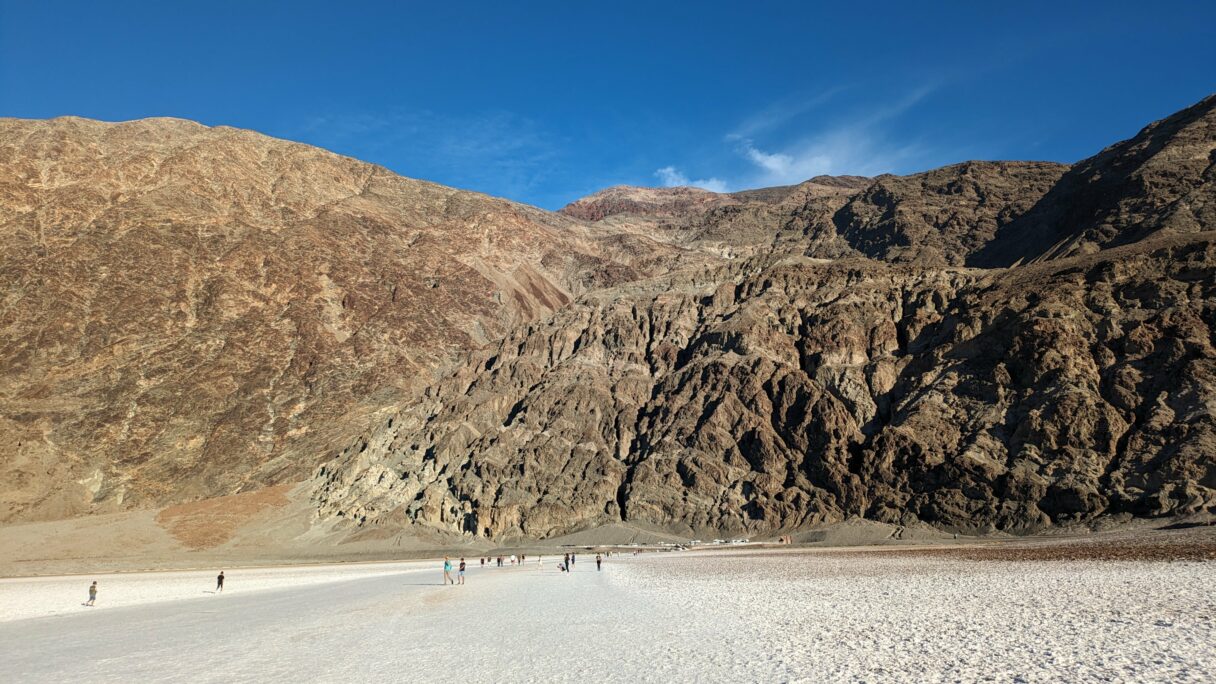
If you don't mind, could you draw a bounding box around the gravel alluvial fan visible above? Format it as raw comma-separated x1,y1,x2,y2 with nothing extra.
314,94,1216,540
3,95,1214,542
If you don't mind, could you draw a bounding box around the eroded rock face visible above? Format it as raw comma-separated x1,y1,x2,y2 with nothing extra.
860,238,1216,531
314,96,1216,541
832,162,1068,267
0,117,685,521
313,238,1216,539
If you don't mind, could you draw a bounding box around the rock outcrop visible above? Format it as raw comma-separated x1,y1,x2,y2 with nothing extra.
832,162,1068,266
312,236,1216,538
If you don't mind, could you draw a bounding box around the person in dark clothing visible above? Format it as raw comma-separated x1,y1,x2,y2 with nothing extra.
596,553,602,571
216,571,225,592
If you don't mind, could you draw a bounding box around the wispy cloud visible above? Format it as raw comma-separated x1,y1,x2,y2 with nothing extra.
731,86,848,139
656,84,943,190
730,132,928,185
654,166,730,193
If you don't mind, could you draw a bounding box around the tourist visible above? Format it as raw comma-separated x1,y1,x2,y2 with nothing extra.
216,571,225,592
443,556,455,585
538,556,544,570
458,558,466,585
85,581,97,606
596,553,602,571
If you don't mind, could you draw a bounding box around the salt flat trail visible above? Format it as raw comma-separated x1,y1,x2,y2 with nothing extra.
1,552,1213,683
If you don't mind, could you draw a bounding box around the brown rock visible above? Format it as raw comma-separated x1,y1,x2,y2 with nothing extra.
313,96,1216,541
0,116,687,521
973,94,1216,266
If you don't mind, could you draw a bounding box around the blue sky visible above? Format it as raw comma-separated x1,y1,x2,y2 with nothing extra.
2,2,1213,209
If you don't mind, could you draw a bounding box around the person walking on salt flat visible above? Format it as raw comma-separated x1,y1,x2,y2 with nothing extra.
443,557,455,585
596,553,602,571
216,571,225,592
85,581,97,606
458,558,466,585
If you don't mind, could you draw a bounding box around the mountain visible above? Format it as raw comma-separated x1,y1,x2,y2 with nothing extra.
560,185,735,222
832,161,1068,266
560,177,871,260
0,116,689,522
4,96,1213,548
558,176,870,223
314,96,1216,541
973,94,1216,266
313,234,1216,538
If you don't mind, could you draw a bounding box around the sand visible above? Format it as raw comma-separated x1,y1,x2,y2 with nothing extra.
1,549,1212,682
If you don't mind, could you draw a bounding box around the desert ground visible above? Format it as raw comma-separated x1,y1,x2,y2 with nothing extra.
1,529,1213,683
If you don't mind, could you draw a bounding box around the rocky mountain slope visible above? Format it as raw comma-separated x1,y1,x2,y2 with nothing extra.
560,175,869,223
4,96,1212,543
974,95,1216,266
0,117,690,522
314,95,1216,541
562,176,871,260
832,161,1068,266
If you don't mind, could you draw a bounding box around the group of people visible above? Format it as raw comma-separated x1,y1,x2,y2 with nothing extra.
84,545,625,605
85,550,614,606
557,552,604,572
445,551,607,583
83,570,226,607
442,557,466,585
478,554,529,567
